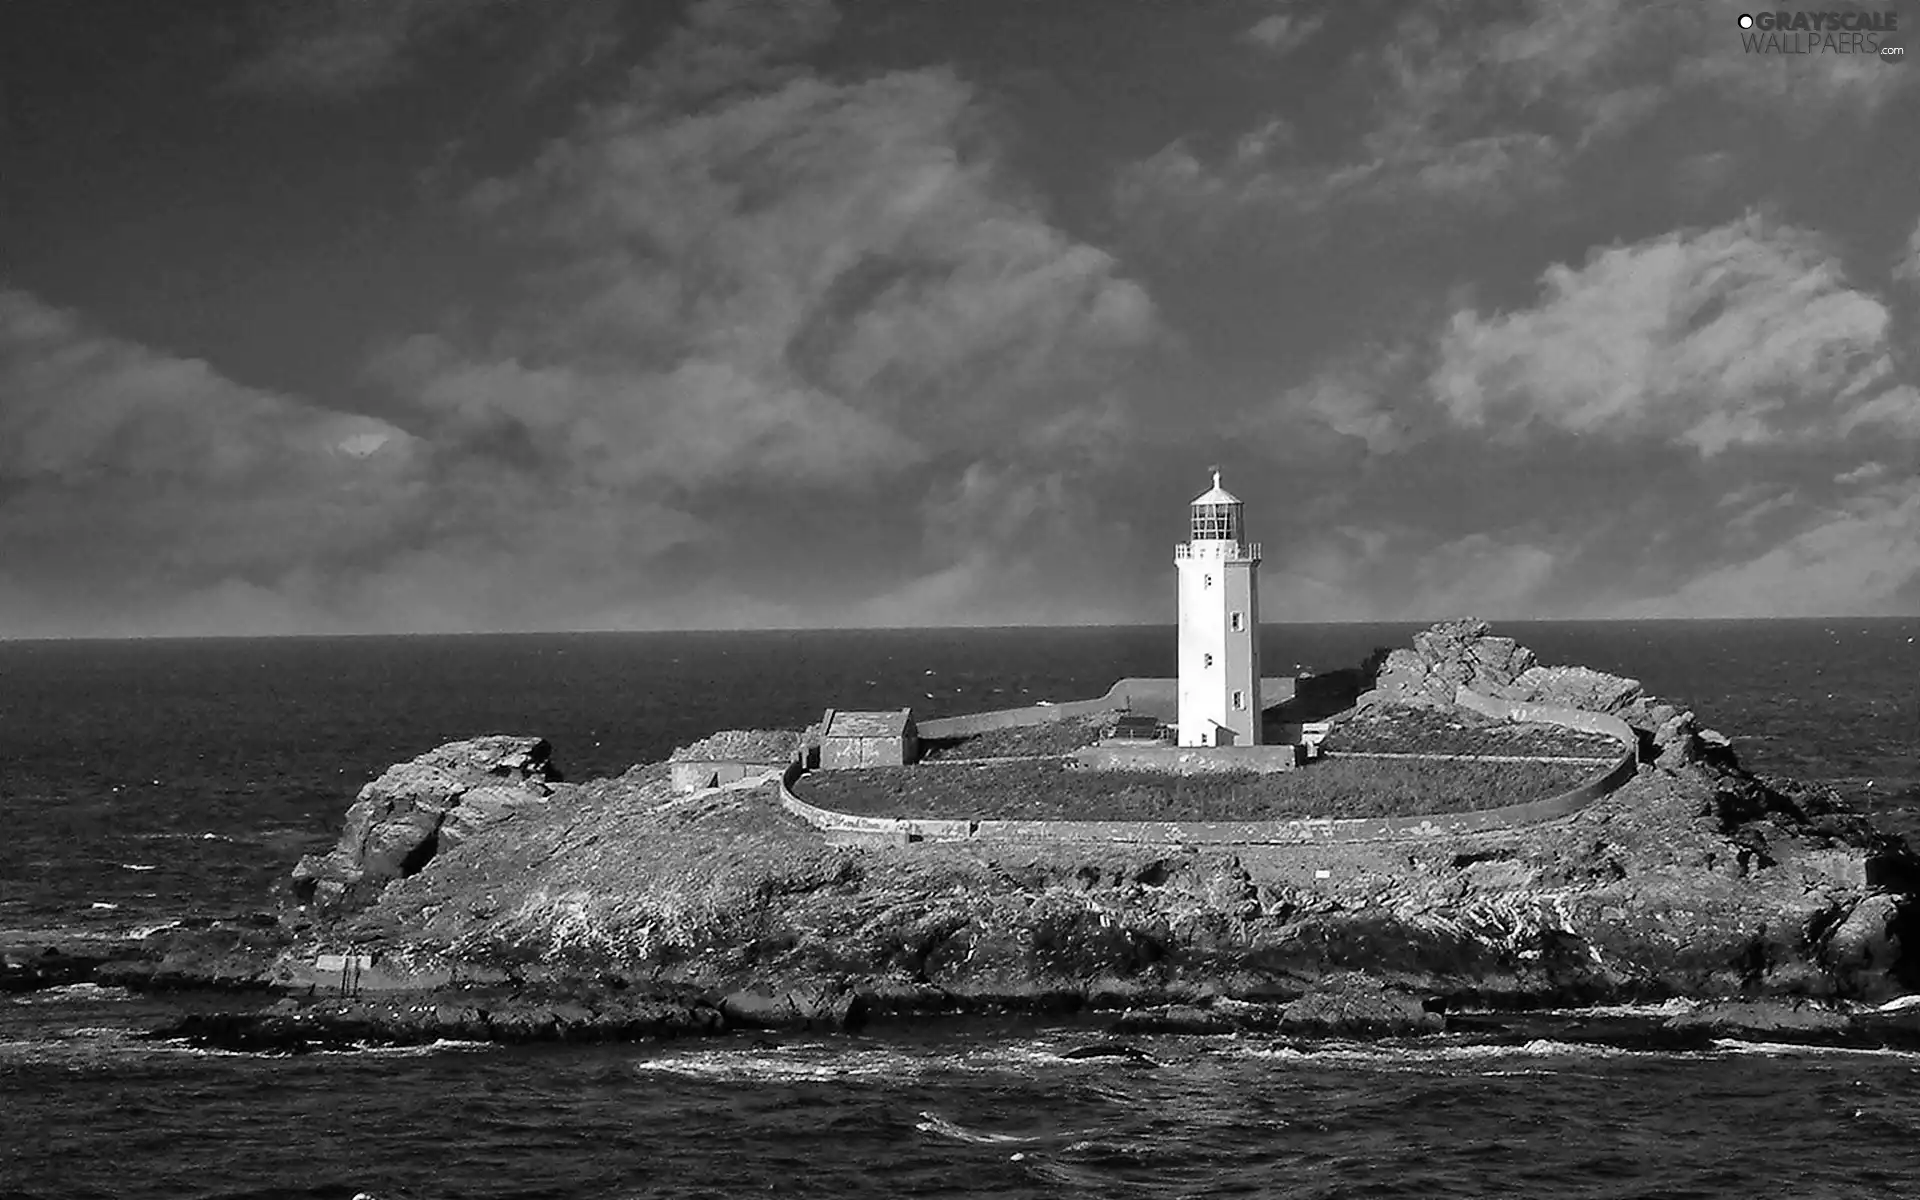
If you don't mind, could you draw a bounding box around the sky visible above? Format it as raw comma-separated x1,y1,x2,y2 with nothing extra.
0,0,1916,636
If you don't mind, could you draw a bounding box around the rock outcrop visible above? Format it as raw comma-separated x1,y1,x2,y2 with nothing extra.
1362,618,1647,714
669,730,802,763
1358,618,1739,768
119,621,1920,1051
288,736,560,919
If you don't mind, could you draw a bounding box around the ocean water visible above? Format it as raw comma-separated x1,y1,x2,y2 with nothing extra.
2,619,1918,1197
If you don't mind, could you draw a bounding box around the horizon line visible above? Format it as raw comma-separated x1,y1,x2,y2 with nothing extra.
3,613,1915,644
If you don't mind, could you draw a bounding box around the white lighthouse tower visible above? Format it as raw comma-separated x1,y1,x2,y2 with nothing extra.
1175,469,1262,747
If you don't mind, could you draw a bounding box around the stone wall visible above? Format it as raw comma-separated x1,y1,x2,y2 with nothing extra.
777,672,1640,849
1452,687,1639,749
671,759,785,794
779,716,1638,848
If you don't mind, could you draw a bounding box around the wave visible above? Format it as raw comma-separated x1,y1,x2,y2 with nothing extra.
915,1112,1049,1145
8,983,132,1005
1540,999,1696,1017
1710,1039,1920,1059
137,1036,492,1059
631,1046,927,1083
629,1038,1129,1083
1236,1038,1648,1068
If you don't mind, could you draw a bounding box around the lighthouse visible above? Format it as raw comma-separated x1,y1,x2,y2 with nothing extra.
1175,469,1262,747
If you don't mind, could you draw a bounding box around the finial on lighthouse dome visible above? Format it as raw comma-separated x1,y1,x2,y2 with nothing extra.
1192,466,1240,506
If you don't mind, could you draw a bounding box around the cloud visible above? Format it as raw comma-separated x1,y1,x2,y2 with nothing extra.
421,42,1159,495
1428,215,1918,455
1242,10,1324,55
228,0,629,101
1897,217,1920,288
362,6,1158,627
1406,534,1559,620
1258,338,1438,455
0,286,429,635
228,0,480,98
1617,479,1920,617
630,0,840,106
0,288,412,487
1116,0,1914,247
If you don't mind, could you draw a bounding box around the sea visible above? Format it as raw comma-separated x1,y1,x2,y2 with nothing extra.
1,619,1917,1199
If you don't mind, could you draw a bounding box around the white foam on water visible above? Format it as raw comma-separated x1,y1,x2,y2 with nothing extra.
128,920,183,938
1710,1039,1920,1059
1541,999,1695,1017
1236,1038,1635,1067
1875,994,1920,1012
630,1046,928,1083
88,902,119,911
139,1039,268,1058
9,983,132,1005
118,863,157,872
916,1112,1040,1145
313,1039,493,1057
627,1036,1121,1084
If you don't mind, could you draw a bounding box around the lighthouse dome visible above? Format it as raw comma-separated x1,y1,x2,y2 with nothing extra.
1188,469,1243,542
1190,469,1240,506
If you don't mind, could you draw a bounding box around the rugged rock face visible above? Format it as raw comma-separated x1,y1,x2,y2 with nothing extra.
288,736,560,919
1363,618,1648,714
268,735,1920,1016
1358,618,1735,769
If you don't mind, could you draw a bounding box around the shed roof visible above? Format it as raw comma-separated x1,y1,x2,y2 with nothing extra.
823,709,914,738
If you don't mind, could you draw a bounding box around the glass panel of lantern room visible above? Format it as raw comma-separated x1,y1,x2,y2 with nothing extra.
1193,504,1239,541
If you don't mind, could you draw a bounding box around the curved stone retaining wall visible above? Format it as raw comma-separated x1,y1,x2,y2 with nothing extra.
780,684,1640,846
1452,686,1639,749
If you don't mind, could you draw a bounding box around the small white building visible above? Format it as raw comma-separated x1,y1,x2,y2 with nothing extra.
1174,470,1262,746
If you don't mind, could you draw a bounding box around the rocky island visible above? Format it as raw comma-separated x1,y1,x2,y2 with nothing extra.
11,621,1920,1055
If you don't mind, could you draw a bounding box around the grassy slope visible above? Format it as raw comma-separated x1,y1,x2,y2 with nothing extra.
916,714,1113,760
1322,707,1620,757
792,758,1595,821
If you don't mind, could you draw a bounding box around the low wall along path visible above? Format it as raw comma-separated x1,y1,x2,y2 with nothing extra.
780,684,1641,847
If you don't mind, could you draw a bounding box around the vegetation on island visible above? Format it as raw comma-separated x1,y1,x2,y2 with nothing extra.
792,756,1598,821
1322,706,1621,758
915,713,1116,761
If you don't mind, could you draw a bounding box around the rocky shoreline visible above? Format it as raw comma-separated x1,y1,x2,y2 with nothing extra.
11,621,1920,1058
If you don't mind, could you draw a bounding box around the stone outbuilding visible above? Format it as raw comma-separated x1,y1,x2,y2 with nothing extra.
818,708,918,769
668,729,802,794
